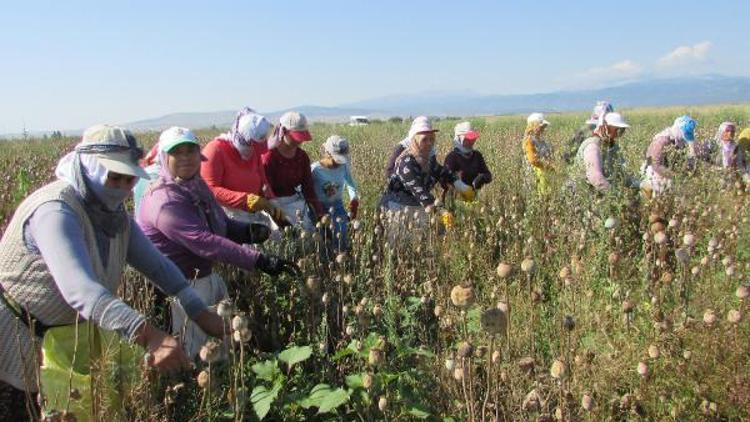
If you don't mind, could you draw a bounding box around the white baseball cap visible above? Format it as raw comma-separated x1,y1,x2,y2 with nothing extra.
323,135,350,164
527,113,550,126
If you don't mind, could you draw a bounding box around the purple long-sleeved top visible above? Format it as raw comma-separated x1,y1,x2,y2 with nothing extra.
137,177,261,279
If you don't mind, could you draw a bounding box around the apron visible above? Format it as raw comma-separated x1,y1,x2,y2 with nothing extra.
171,273,228,360
269,194,315,232
41,322,143,421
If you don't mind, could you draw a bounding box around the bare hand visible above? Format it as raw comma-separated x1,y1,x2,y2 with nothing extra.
136,323,191,372
194,309,228,338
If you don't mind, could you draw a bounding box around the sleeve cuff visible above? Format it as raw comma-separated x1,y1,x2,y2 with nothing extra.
175,286,207,319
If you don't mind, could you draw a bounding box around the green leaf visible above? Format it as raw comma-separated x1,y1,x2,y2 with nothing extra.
278,345,313,368
299,384,350,413
466,307,482,333
251,359,280,382
251,383,281,420
345,373,364,389
407,405,431,419
317,388,349,413
332,345,356,361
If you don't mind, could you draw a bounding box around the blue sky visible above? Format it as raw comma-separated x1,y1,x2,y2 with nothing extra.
1,0,748,132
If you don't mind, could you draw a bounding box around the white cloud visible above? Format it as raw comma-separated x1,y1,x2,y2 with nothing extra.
578,60,644,81
657,41,712,68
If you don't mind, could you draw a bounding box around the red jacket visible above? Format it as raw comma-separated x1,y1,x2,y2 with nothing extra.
200,138,273,211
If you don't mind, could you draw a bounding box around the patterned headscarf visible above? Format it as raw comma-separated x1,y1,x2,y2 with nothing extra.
219,107,271,160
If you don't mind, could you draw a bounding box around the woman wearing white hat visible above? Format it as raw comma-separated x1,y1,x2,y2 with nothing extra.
572,112,631,192
380,116,471,238
443,121,492,201
0,125,226,419
563,101,614,164
522,113,554,194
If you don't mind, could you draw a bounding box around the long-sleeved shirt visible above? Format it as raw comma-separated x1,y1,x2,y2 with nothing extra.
384,154,457,207
443,149,492,186
310,162,359,208
262,147,324,216
523,137,552,170
24,201,205,340
200,138,273,211
576,136,627,193
137,177,261,279
385,144,406,179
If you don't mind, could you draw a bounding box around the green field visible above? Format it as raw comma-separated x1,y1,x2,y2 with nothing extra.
2,103,750,420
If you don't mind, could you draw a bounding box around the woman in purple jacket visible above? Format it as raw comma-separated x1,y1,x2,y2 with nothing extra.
137,127,299,358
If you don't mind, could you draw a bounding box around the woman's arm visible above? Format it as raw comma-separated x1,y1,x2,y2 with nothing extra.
26,201,146,341
152,200,261,272
126,221,207,318
583,142,610,192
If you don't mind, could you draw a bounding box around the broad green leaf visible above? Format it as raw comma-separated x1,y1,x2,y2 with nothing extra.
298,383,349,414
251,359,280,382
345,373,364,389
278,345,313,368
299,383,333,408
407,405,431,419
317,388,349,413
251,383,281,420
332,345,356,361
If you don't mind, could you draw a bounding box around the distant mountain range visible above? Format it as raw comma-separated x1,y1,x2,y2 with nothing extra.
3,74,749,138
121,74,749,131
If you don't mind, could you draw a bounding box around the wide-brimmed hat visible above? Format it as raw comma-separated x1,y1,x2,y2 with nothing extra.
527,113,550,127
603,112,630,128
586,101,614,125
78,124,148,178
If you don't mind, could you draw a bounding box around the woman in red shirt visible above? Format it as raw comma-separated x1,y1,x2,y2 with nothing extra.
200,107,287,230
262,111,324,232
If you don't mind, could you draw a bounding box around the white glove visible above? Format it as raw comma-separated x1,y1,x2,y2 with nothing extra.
453,179,471,193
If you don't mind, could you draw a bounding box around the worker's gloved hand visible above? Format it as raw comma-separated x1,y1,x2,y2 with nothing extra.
248,223,271,244
348,199,359,220
440,210,455,230
256,254,301,277
247,194,289,227
460,187,476,202
472,174,491,190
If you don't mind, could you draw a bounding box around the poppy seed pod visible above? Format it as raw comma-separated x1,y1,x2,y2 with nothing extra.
199,341,222,363
480,308,507,335
197,370,210,389
550,359,566,379
496,262,513,278
458,341,474,358
231,315,248,331
450,285,475,308
521,258,536,273
736,285,750,300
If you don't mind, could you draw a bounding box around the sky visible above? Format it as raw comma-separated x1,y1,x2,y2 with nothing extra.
1,0,748,133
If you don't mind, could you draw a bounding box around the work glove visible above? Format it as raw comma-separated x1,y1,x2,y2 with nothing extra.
440,210,455,230
472,174,491,190
256,254,301,277
348,199,359,220
247,223,271,244
246,194,289,227
452,179,475,202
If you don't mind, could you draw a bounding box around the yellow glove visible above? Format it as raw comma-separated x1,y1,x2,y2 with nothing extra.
441,210,455,230
460,187,476,202
246,194,288,226
246,193,270,212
